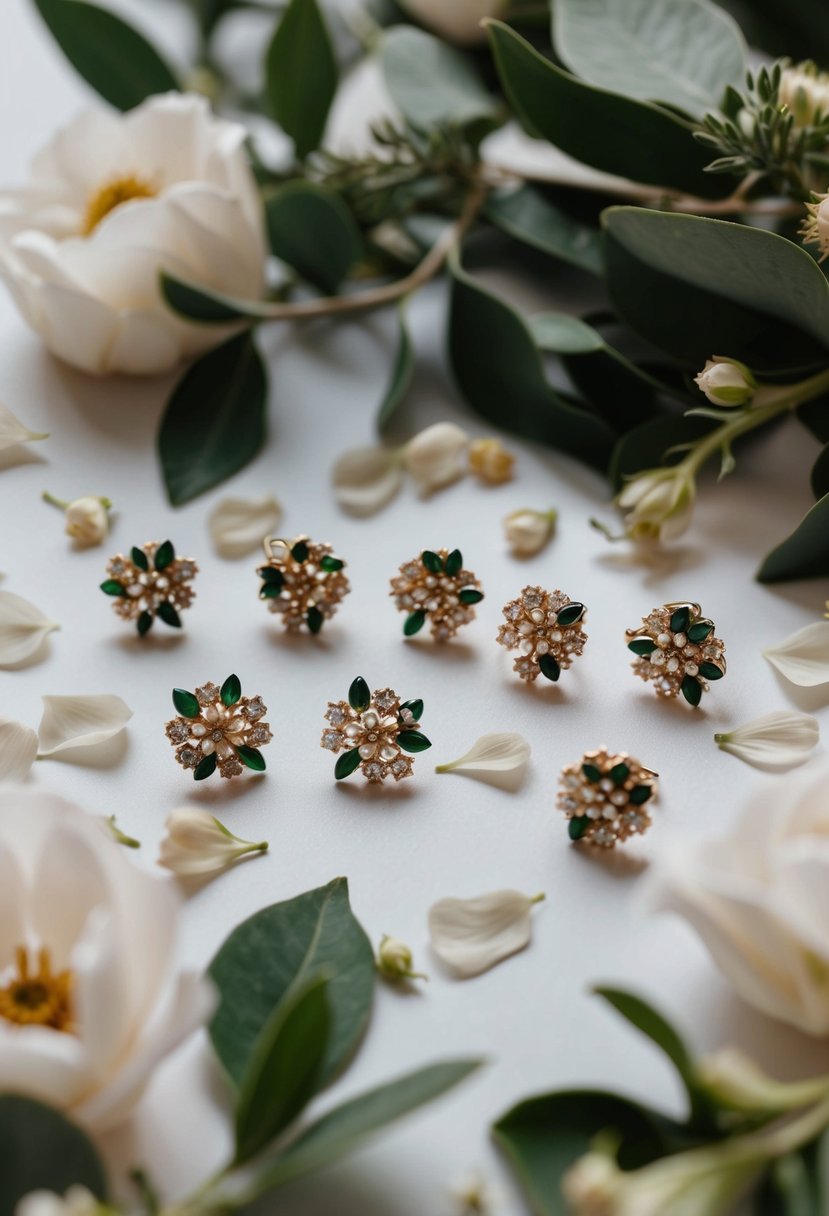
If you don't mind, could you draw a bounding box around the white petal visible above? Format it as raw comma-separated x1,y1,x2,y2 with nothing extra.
763,621,829,687
428,889,544,978
158,806,268,877
0,400,48,451
332,445,404,517
0,591,59,668
435,732,531,791
0,717,38,782
208,494,282,559
37,694,133,757
715,712,820,771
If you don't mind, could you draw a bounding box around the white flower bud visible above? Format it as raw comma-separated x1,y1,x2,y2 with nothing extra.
779,62,829,126
16,1187,102,1216
697,1049,829,1115
377,935,427,982
469,437,515,484
802,194,829,262
449,1170,499,1213
562,1151,624,1214
398,0,508,44
403,422,470,494
158,807,268,878
43,492,111,546
504,508,557,557
694,357,756,407
616,469,695,544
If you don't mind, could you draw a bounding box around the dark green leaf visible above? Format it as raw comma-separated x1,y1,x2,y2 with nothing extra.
291,540,310,563
400,698,424,721
161,273,271,324
445,548,463,577
627,637,657,656
349,677,371,712
307,606,324,635
137,610,153,636
208,878,375,1090
458,588,484,605
0,1095,107,1211
582,763,602,783
485,186,604,276
259,565,284,586
422,550,443,573
757,1143,827,1216
629,785,654,805
234,974,330,1163
159,332,267,506
237,746,267,772
568,815,590,841
398,731,432,753
699,662,724,681
539,654,561,682
32,0,177,109
154,539,175,571
221,673,242,706
381,26,498,130
265,0,338,159
194,752,218,781
811,442,829,501
99,580,125,596
377,302,415,433
130,546,149,571
156,601,181,629
320,556,345,572
670,606,691,634
172,688,200,718
261,583,284,600
687,620,714,643
404,609,427,637
757,493,829,583
609,414,716,493
557,603,585,626
266,183,362,294
335,748,363,780
530,313,605,354
681,675,702,707
610,763,630,785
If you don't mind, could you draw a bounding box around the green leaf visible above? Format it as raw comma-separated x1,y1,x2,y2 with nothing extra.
811,443,829,501
757,1144,827,1216
609,414,716,493
266,183,363,294
681,675,703,707
610,763,630,785
381,25,498,130
553,0,746,117
172,688,200,718
400,698,424,721
458,588,484,605
247,1060,482,1192
32,0,177,110
161,274,272,324
582,763,602,783
137,610,153,637
486,186,604,276
99,579,125,596
320,555,345,573
131,546,149,571
628,637,657,656
194,752,218,781
156,601,181,629
208,878,375,1091
377,303,415,434
291,540,309,563
404,609,427,637
0,1095,107,1211
234,973,330,1164
486,21,728,198
421,550,443,573
670,605,691,633
445,549,463,577
556,603,585,626
398,731,432,753
448,253,614,471
530,313,605,355
539,654,561,682
568,815,590,841
221,673,242,706
630,785,654,805
261,583,284,600
349,676,371,712
265,0,338,159
307,606,324,635
699,661,724,680
687,620,715,643
757,492,829,583
237,746,267,772
159,332,267,506
335,748,362,780
154,539,175,571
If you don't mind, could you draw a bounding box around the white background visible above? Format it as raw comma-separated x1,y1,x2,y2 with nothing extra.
2,2,829,1211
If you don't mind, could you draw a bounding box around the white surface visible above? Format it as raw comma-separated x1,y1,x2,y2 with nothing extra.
2,2,829,1212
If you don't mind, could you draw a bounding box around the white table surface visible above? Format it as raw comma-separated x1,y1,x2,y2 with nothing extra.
3,3,829,1212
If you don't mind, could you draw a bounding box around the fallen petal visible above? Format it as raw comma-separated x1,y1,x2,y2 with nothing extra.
764,621,829,687
0,400,48,452
715,711,820,771
332,445,404,516
38,693,133,756
0,716,38,781
158,806,268,878
428,889,544,979
436,732,531,791
208,493,282,559
0,590,59,668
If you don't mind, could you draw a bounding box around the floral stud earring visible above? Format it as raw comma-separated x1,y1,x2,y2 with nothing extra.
257,535,350,634
166,674,272,780
559,747,658,847
626,601,726,706
101,540,197,635
390,548,484,641
497,586,587,682
322,677,431,784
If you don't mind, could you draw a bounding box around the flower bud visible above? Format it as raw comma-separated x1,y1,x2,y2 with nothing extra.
697,1048,829,1115
801,193,829,262
449,1171,498,1213
469,437,515,485
561,1151,623,1213
158,807,268,878
15,1187,103,1216
779,62,829,126
616,468,695,544
503,508,557,557
43,492,112,545
398,0,507,44
377,934,427,982
403,422,470,494
694,357,756,407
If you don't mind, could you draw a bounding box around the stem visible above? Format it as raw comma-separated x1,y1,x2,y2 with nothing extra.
42,491,68,511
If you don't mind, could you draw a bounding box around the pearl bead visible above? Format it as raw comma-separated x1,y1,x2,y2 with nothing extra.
657,632,671,647
673,632,687,648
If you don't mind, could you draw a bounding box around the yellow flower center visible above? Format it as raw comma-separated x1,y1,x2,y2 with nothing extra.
82,174,156,235
0,946,74,1032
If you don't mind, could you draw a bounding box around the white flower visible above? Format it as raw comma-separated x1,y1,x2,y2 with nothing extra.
504,507,557,557
779,63,829,126
402,422,470,494
802,194,829,261
435,732,531,791
377,935,427,982
158,807,268,878
428,889,544,979
0,590,59,669
763,620,829,686
37,694,133,758
0,788,213,1128
208,494,282,559
332,445,404,517
398,0,507,44
0,717,38,782
694,357,756,407
0,400,47,452
615,467,695,543
43,494,111,546
16,1187,101,1216
651,766,829,1034
715,711,819,770
449,1170,499,1213
696,1048,829,1115
0,93,266,376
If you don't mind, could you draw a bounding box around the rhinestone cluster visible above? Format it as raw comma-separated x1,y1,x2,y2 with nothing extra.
497,586,587,682
258,536,350,633
101,540,197,635
626,602,726,706
321,677,431,784
390,548,484,641
558,747,658,848
166,675,272,780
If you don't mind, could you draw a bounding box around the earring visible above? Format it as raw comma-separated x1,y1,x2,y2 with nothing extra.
497,586,587,682
558,747,658,847
390,548,484,641
166,674,272,780
101,540,197,635
257,535,350,634
322,677,431,784
625,601,726,706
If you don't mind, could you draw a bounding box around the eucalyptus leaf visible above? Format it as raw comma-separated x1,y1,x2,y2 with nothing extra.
0,1095,107,1211
485,187,604,276
266,183,363,294
381,26,499,130
208,878,374,1091
530,313,605,354
609,414,716,492
158,332,267,506
32,0,177,110
757,492,829,583
265,0,338,159
377,303,415,433
811,442,829,500
162,273,274,324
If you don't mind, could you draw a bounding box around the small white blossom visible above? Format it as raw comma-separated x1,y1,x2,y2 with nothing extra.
504,508,557,557
377,935,427,982
780,62,829,126
615,468,695,543
158,807,268,877
403,422,470,493
15,1186,102,1216
694,357,756,407
449,1170,499,1213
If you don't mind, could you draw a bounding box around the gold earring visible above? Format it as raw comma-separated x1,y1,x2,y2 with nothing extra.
101,540,197,635
626,601,726,706
559,747,658,848
257,535,350,633
390,548,484,641
497,586,587,682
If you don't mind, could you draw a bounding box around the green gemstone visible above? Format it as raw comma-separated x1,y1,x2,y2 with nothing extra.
557,602,585,627
137,611,153,636
582,763,603,783
291,540,309,563
335,748,362,780
458,588,484,605
173,688,201,718
610,763,630,786
194,752,217,781
421,550,443,574
568,815,590,841
538,654,561,682
131,546,149,571
404,610,427,637
258,566,284,587
629,785,653,805
627,637,657,656
100,580,125,596
681,675,702,707
320,555,344,573
444,549,463,577
260,584,283,600
400,698,424,721
237,746,266,772
398,731,432,753
157,601,181,629
221,673,242,706
699,661,724,681
670,605,692,634
154,540,175,571
349,676,370,712
687,620,714,643
307,606,324,634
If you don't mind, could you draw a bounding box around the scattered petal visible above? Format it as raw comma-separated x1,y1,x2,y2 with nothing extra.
435,732,531,791
0,590,59,668
0,716,38,782
208,494,282,559
0,400,48,451
37,694,133,756
764,621,829,687
403,422,470,494
332,445,404,516
715,711,820,771
428,889,545,978
158,806,268,877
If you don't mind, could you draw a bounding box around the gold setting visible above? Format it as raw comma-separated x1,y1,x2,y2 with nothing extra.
101,540,197,635
559,747,658,848
166,675,272,781
258,535,350,634
322,677,431,784
626,601,726,706
390,547,484,641
497,586,587,682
